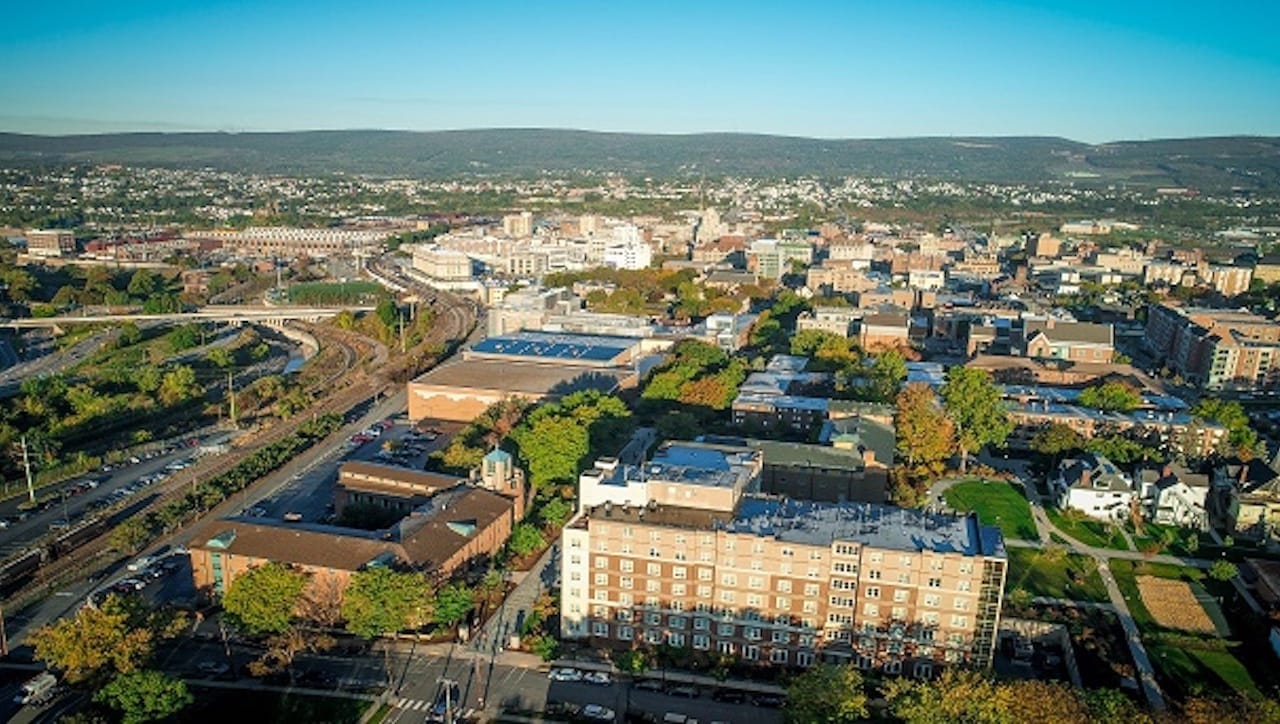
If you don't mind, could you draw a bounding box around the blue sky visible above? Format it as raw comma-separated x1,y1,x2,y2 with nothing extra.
2,0,1278,142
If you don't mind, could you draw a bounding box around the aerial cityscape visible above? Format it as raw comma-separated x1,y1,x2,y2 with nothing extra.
2,2,1280,723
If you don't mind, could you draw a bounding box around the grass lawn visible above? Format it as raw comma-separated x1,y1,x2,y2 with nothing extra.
1045,508,1128,549
943,480,1039,541
181,688,370,724
1147,641,1259,699
1005,547,1109,602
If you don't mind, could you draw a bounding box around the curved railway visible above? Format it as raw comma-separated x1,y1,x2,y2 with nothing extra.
0,283,476,608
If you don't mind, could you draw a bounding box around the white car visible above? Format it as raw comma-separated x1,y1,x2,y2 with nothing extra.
583,671,612,686
548,667,583,682
581,704,615,722
127,556,155,572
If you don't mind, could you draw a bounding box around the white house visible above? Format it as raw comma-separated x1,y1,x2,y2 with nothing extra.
1053,453,1136,521
1136,463,1210,530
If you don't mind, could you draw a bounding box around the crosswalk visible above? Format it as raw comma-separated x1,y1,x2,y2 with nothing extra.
391,697,475,717
393,697,430,711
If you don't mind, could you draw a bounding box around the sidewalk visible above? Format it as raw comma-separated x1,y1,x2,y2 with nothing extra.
549,657,786,695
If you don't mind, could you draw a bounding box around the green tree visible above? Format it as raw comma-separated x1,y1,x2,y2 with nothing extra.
895,383,955,474
166,325,198,353
1077,381,1142,412
511,414,589,488
126,269,159,299
158,365,200,406
866,348,908,402
940,367,1012,473
222,561,309,636
108,518,152,555
785,664,868,723
119,322,142,346
537,496,573,529
341,567,431,639
508,522,547,557
94,670,192,724
882,669,1013,724
433,582,476,629
1030,423,1086,458
1208,559,1239,582
205,347,234,369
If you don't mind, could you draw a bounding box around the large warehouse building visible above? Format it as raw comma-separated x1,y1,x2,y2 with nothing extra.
407,331,645,422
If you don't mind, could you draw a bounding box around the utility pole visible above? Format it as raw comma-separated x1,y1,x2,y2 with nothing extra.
0,603,8,657
226,369,237,429
20,436,35,505
438,677,457,724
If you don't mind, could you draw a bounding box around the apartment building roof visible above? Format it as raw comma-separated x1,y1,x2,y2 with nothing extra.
732,392,830,413
729,497,1005,557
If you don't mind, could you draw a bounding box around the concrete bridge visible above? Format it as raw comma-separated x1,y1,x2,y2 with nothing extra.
2,305,376,330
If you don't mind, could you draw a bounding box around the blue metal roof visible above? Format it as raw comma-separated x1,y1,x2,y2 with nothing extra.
470,331,634,362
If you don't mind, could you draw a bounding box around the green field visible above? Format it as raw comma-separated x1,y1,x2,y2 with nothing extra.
286,280,387,305
1147,641,1259,699
1045,508,1128,549
943,480,1039,541
1005,547,1109,602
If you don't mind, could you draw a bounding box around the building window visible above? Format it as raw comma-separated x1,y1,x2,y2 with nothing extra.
647,562,662,576
893,589,908,603
668,632,685,647
620,560,633,573
927,578,942,588
699,568,713,581
867,570,882,580
596,557,608,569
776,597,791,610
646,580,660,593
620,576,633,589
772,630,789,644
718,641,736,655
595,573,609,586
693,634,710,650
720,591,736,604
951,615,968,628
777,579,792,593
797,651,815,667
618,626,633,641
746,594,763,608
721,573,737,586
770,649,788,664
864,604,880,617
953,598,969,611
694,618,709,631
673,566,687,579
745,627,761,641
672,583,687,596
866,587,880,598
718,623,735,637
743,645,759,660
802,601,817,614
592,622,610,637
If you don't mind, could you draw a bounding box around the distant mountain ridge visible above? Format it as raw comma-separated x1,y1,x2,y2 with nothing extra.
1,129,1278,192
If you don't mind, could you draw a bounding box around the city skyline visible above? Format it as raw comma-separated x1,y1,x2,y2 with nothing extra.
3,0,1279,143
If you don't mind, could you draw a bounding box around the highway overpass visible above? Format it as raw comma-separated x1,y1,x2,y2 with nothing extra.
2,305,376,329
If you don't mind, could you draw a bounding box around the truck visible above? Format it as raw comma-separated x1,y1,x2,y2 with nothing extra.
14,671,57,706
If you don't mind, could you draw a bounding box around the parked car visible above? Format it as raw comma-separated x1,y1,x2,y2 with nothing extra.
634,679,665,692
580,704,616,722
751,694,785,708
711,689,745,703
666,685,700,699
548,667,584,682
196,661,229,676
127,556,155,572
583,671,612,686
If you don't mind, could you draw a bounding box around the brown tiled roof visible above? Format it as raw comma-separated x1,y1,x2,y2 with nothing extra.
200,521,400,571
198,485,518,574
397,486,515,570
339,461,463,497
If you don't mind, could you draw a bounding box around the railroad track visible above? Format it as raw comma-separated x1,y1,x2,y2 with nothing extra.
1,291,474,609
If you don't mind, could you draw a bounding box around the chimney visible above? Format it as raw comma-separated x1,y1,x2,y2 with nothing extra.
1080,468,1092,488
862,447,876,466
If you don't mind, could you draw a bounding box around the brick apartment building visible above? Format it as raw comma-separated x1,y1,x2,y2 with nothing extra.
1144,304,1280,391
560,443,1007,674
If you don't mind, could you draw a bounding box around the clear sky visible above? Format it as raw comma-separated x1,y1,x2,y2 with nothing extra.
2,0,1278,142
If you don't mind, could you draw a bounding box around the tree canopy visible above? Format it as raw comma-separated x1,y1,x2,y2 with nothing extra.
784,663,868,723
940,367,1012,471
222,561,310,636
341,567,431,639
94,670,193,724
1077,381,1142,413
895,383,954,474
30,596,161,683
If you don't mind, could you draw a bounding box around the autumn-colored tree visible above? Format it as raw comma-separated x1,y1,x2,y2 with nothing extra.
30,596,157,683
895,383,955,475
881,669,1015,724
1005,680,1091,724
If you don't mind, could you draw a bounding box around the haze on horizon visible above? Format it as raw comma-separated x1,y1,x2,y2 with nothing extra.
2,0,1278,144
